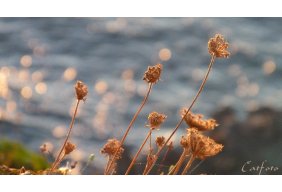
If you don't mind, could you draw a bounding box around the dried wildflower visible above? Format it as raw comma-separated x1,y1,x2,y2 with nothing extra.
208,34,230,58
184,128,223,160
75,80,88,101
181,109,218,131
180,135,189,149
147,111,167,130
64,141,76,155
101,138,124,159
155,136,165,148
143,63,163,84
40,143,47,153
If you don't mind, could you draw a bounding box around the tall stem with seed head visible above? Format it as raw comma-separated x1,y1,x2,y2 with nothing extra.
50,99,80,172
125,129,152,175
144,56,216,175
105,83,153,174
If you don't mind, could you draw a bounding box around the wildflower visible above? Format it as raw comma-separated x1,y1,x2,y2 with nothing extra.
75,80,88,101
143,63,163,84
208,34,230,58
180,135,189,149
184,128,223,160
101,138,124,159
64,141,76,155
147,111,167,130
155,136,166,148
181,109,218,131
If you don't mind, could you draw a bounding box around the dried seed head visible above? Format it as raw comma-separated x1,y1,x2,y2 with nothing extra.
181,109,218,131
208,34,230,58
75,80,88,101
147,111,167,130
143,63,163,84
185,128,223,160
101,138,124,159
155,136,166,148
40,143,47,153
64,141,76,155
180,135,189,149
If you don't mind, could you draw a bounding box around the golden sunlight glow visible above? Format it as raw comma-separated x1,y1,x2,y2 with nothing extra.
35,82,47,95
263,60,276,75
6,101,17,113
122,69,134,80
63,67,77,81
0,72,9,99
18,69,30,81
32,71,44,82
1,67,11,77
94,81,108,95
21,86,33,99
248,83,260,97
20,55,32,68
159,48,172,61
52,126,66,138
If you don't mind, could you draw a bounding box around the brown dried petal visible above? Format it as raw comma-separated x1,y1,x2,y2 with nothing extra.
101,138,124,159
185,128,223,160
208,34,230,58
147,111,167,129
181,109,218,131
64,142,76,155
75,80,88,101
155,136,166,148
143,63,163,84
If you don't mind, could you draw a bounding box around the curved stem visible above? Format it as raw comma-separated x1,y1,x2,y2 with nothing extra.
125,129,152,175
181,155,195,175
144,56,215,175
105,83,153,174
50,99,80,172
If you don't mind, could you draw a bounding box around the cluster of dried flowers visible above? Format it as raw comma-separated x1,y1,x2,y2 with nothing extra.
30,33,229,175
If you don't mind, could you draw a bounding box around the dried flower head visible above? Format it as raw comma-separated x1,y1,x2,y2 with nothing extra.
180,135,189,149
184,128,223,160
147,111,167,130
64,141,76,155
143,63,163,84
155,136,166,148
208,34,230,58
181,109,218,131
75,80,88,101
101,138,124,159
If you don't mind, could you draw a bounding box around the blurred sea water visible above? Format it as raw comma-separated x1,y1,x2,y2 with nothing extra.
0,18,281,171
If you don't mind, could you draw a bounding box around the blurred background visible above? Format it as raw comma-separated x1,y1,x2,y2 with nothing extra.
0,18,281,174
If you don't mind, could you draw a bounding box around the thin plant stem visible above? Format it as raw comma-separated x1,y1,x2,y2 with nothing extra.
125,129,152,175
50,99,80,172
156,146,171,174
105,83,153,174
144,55,215,175
171,150,187,175
181,155,195,175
